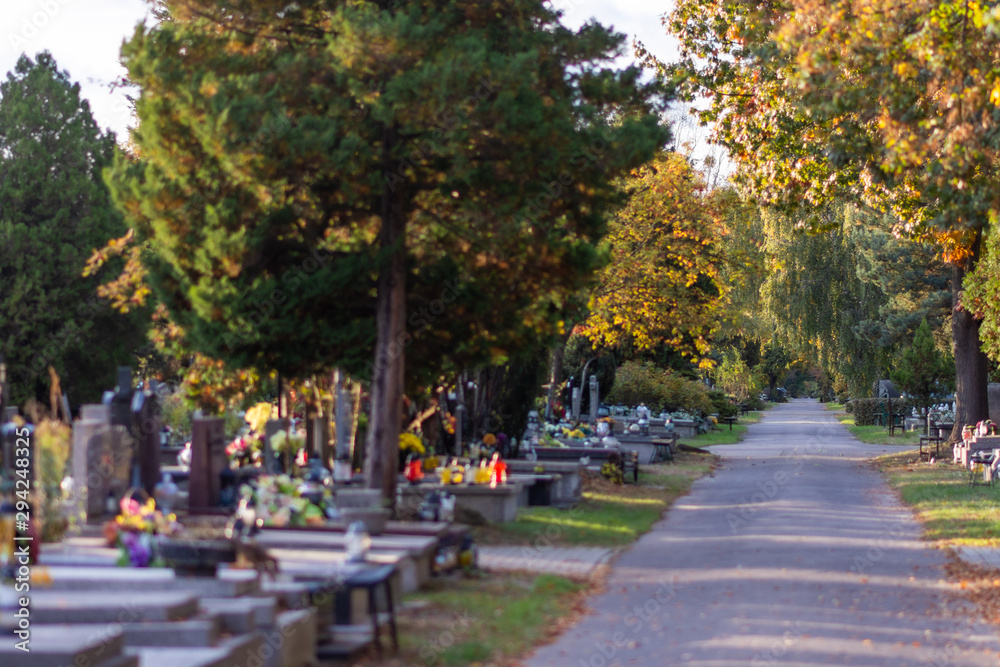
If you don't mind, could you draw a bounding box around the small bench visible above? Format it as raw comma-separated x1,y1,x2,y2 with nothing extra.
720,416,738,431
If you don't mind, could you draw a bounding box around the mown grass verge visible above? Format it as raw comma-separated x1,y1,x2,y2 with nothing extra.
473,450,716,547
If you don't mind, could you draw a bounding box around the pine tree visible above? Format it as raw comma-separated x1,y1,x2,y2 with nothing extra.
0,53,145,405
892,319,954,420
109,1,668,500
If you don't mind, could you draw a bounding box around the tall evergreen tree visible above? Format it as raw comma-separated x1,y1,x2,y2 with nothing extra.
0,52,144,405
892,318,954,420
109,0,667,500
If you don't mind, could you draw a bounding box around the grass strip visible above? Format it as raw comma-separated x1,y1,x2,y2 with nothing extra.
874,450,1000,546
474,450,716,547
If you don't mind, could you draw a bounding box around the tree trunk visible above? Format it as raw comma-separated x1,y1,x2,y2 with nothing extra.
950,231,990,442
364,126,407,506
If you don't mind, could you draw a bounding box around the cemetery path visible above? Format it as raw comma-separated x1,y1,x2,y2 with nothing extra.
523,398,1000,667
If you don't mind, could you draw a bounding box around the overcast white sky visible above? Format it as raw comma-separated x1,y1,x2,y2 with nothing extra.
0,0,680,140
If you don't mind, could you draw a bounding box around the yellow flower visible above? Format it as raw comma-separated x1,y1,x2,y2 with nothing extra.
482,433,497,447
399,432,425,455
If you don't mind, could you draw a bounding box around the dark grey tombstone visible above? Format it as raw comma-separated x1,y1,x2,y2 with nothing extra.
989,384,1000,425
189,417,227,514
104,367,135,430
84,426,132,520
264,418,289,474
131,384,161,496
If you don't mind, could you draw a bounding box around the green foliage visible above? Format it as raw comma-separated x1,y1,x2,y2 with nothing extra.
757,341,791,397
606,360,712,414
847,398,887,427
580,152,725,361
0,52,146,405
108,0,668,385
708,389,738,419
847,397,921,427
660,0,994,429
33,418,71,542
891,318,955,416
714,350,759,403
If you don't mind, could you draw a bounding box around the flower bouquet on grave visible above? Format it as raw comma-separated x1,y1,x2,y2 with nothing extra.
249,475,330,528
110,492,181,567
398,432,426,471
269,429,306,475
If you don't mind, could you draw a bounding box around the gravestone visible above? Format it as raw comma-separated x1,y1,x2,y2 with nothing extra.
83,426,133,520
311,417,332,469
571,386,582,421
333,376,352,481
989,383,1000,425
589,374,599,424
105,366,135,429
131,382,161,496
189,417,227,513
71,404,111,521
264,418,289,474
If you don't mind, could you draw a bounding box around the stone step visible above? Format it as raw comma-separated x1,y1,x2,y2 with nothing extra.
126,632,264,667
37,565,261,597
196,599,261,634
122,618,221,647
29,591,199,624
2,624,130,667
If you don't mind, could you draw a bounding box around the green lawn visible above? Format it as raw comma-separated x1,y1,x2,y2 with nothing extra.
474,450,716,547
825,404,922,446
677,411,764,447
392,573,584,666
875,450,1000,546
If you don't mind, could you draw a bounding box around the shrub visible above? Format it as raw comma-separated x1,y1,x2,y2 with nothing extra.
607,361,713,414
708,389,738,418
848,397,920,426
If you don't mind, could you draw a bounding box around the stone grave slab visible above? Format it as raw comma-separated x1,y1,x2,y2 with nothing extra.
506,460,582,506
257,529,436,591
400,482,523,523
29,590,199,624
1,624,136,667
126,632,264,667
38,563,261,597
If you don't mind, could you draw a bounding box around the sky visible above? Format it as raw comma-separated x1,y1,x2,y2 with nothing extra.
0,0,681,140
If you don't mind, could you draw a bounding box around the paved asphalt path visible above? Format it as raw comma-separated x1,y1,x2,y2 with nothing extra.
524,399,1000,667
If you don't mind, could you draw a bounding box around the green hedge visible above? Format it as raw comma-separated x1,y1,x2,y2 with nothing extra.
846,397,920,426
